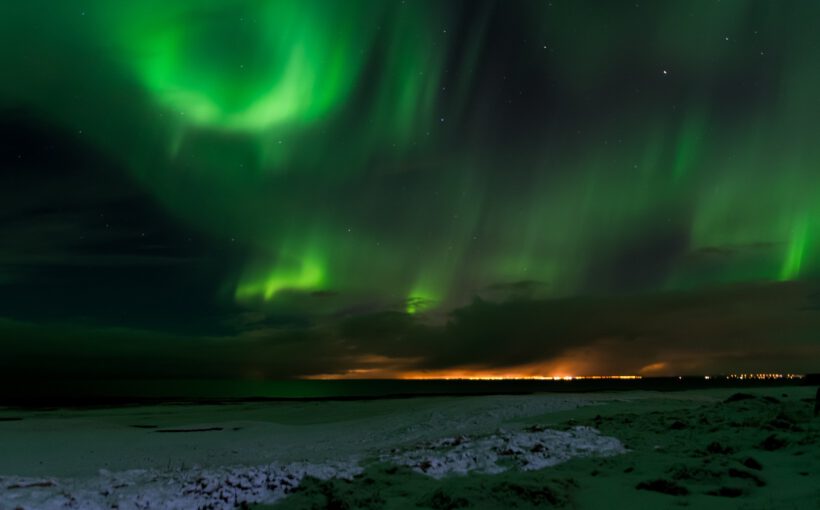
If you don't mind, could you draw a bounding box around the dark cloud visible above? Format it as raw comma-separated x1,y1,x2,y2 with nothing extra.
478,280,550,301
0,113,245,334
3,280,819,381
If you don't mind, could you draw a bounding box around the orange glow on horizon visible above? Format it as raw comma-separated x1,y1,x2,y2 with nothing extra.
305,369,643,381
301,354,644,380
399,374,642,381
304,370,804,381
301,354,809,381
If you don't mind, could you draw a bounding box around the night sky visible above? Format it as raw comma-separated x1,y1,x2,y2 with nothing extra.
2,0,819,380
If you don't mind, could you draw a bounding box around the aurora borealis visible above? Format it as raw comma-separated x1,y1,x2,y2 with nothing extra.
1,0,820,379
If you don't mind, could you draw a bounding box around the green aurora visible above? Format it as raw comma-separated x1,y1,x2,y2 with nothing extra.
1,0,820,378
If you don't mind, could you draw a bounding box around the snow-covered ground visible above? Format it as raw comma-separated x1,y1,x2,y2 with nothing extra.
383,425,626,478
0,393,628,509
0,393,615,478
1,460,361,510
2,387,817,509
0,425,626,509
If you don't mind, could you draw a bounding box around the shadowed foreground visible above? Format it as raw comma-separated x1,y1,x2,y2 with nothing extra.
0,387,817,509
265,388,819,509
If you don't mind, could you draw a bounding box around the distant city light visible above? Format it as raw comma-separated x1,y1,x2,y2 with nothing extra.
398,375,643,381
724,373,804,380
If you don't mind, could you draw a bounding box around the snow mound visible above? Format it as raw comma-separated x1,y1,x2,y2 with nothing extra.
0,460,361,510
382,425,626,478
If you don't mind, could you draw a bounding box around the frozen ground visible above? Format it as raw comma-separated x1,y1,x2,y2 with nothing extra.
0,393,608,478
0,426,625,509
0,387,817,509
382,425,625,478
0,393,624,509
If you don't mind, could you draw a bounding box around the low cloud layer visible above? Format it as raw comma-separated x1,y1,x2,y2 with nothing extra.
3,280,819,381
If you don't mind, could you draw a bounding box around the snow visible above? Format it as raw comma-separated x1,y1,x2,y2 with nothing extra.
383,425,627,478
11,389,805,509
0,425,625,509
1,460,362,510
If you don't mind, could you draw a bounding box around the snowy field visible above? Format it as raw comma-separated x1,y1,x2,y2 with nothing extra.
1,387,817,509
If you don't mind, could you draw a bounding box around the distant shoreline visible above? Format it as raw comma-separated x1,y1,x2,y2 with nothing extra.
1,376,815,408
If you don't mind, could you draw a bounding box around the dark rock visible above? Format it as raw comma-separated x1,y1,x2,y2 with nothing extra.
668,464,721,483
423,488,469,510
315,481,350,510
759,434,788,451
742,457,763,471
354,493,386,509
530,443,546,453
769,412,802,432
635,479,689,496
725,393,756,403
155,427,223,433
761,396,780,404
623,467,634,473
728,468,765,487
669,420,687,430
666,463,723,483
707,487,743,498
706,442,734,455
494,482,564,506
